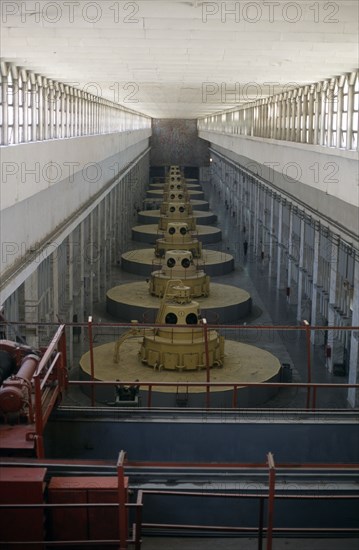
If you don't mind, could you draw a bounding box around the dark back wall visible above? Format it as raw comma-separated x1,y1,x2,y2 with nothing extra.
45,418,359,464
151,119,210,166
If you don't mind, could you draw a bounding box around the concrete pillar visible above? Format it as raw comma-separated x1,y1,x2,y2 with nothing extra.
327,239,339,372
347,80,354,150
24,271,39,348
308,87,315,144
313,88,320,145
96,205,102,302
327,82,334,146
101,198,107,293
257,186,265,258
52,251,59,321
59,87,65,139
89,212,94,308
273,100,283,139
1,70,9,145
301,89,308,143
276,201,283,289
348,258,359,407
240,173,245,226
310,227,320,343
290,96,296,141
296,217,305,321
114,184,119,262
65,88,71,138
21,71,28,143
65,234,74,366
48,80,55,140
43,78,49,141
80,91,84,135
268,195,275,276
247,179,253,254
320,85,327,146
336,84,343,148
287,208,294,302
70,89,75,138
115,183,121,256
37,76,44,141
11,66,19,144
80,221,86,321
28,75,36,142
254,184,260,255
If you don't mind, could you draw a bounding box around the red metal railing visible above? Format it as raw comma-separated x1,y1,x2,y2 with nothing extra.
123,454,359,550
1,455,358,548
32,325,67,458
73,379,359,410
76,319,358,410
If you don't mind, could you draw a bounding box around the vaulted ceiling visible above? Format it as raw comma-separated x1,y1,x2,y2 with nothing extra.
1,0,358,118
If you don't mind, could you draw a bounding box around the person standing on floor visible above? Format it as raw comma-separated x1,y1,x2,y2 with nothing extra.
243,240,248,256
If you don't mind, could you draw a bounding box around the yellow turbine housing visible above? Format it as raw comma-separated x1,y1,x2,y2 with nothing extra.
155,222,202,258
150,250,210,298
139,282,224,371
158,202,197,231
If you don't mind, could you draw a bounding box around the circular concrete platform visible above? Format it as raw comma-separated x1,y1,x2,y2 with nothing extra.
147,189,205,200
144,199,209,211
132,224,222,245
121,248,235,277
106,281,252,323
137,210,217,225
79,338,281,407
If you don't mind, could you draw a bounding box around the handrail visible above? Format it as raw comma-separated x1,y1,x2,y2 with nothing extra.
32,324,67,458
71,379,359,411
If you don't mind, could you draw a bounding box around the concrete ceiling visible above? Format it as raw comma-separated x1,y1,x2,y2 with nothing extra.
1,0,358,118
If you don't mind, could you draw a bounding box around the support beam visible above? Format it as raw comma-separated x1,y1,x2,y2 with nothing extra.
310,229,321,343
327,239,339,372
297,217,305,321
348,257,359,407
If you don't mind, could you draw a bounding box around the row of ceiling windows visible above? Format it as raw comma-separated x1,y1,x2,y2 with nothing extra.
1,62,358,151
198,71,359,151
0,62,151,146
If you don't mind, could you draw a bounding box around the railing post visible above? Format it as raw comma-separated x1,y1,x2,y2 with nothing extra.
312,385,317,411
34,376,44,459
232,385,238,408
258,496,264,550
266,452,276,550
117,450,128,550
135,490,143,550
203,318,210,408
58,325,68,390
88,316,96,406
147,384,152,408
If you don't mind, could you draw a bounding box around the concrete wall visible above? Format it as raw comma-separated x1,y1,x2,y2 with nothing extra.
199,131,359,240
45,417,359,463
0,129,151,281
151,119,210,166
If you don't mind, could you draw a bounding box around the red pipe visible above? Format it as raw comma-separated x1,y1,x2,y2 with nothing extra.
0,354,40,413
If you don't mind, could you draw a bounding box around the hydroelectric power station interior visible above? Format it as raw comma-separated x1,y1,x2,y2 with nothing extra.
0,2,358,549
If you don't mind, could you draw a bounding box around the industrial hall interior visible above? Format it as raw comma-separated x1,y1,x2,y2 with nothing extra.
0,1,358,549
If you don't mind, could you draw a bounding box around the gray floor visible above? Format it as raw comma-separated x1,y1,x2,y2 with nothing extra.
141,536,359,549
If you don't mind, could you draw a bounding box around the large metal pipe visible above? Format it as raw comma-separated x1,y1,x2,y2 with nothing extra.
0,354,40,414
